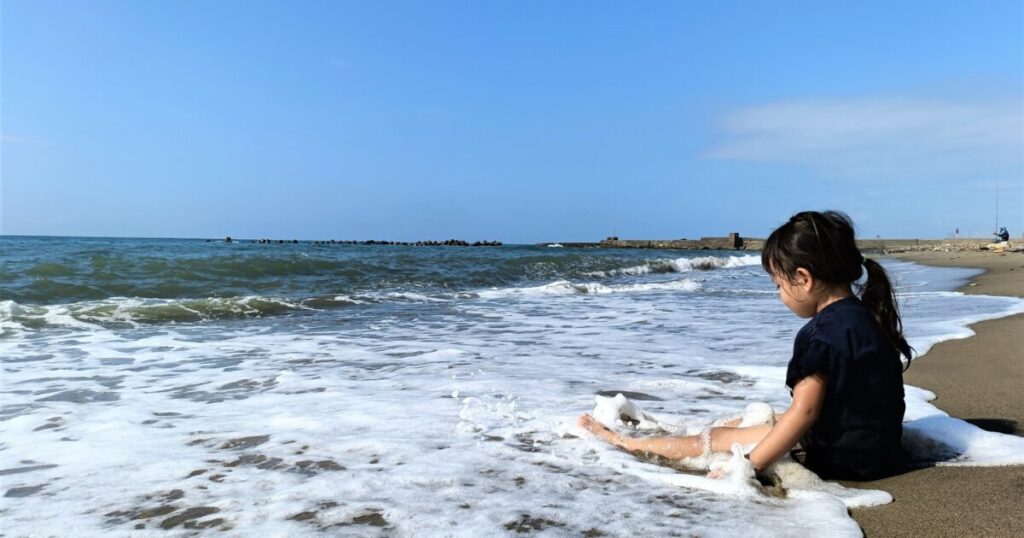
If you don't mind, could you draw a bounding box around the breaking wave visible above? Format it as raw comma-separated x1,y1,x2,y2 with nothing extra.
0,276,706,330
586,255,761,277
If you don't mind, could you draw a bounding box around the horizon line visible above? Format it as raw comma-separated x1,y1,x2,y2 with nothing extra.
0,232,1003,243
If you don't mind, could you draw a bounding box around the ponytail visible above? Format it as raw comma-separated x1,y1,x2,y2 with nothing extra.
860,258,914,368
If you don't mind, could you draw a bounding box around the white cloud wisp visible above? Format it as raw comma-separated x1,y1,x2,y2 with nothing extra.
707,97,1023,182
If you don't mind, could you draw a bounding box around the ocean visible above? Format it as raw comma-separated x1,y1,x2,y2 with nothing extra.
2,236,1023,536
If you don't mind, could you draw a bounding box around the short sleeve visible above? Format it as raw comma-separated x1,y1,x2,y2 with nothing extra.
786,337,838,389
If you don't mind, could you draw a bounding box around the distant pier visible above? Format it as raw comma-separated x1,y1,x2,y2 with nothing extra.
538,233,751,250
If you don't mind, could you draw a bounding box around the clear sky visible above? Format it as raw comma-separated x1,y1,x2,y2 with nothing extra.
2,1,1022,242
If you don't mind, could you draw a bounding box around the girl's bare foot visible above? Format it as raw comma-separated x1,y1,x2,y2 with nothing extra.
577,414,620,445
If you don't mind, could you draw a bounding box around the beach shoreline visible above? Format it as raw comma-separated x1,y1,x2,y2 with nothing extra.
847,251,1024,537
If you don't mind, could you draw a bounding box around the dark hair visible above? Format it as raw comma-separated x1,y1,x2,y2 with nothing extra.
761,210,914,367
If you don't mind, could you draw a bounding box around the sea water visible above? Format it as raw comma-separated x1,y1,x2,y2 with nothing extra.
2,237,1023,536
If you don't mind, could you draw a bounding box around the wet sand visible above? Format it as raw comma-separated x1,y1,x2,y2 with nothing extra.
847,251,1024,537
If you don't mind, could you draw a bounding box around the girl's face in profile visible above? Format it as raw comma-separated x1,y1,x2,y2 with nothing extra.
770,270,817,319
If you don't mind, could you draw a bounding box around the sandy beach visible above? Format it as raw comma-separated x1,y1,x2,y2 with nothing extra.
848,251,1024,537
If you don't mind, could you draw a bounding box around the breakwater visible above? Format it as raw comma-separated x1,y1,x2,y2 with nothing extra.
207,237,503,247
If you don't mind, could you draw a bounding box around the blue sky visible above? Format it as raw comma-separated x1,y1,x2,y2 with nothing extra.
2,1,1021,242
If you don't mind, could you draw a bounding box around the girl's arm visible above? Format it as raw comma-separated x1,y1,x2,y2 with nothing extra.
746,373,826,473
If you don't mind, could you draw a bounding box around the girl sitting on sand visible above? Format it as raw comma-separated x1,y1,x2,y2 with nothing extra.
578,210,912,481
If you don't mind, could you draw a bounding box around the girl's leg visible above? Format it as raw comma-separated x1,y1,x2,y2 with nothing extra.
578,414,773,460
705,424,774,453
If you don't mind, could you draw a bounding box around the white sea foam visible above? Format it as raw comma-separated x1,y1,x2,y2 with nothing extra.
902,385,1024,466
477,278,702,299
1,258,1022,535
585,394,893,513
589,254,762,277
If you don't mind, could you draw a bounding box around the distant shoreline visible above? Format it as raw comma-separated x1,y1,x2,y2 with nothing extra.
537,237,1008,253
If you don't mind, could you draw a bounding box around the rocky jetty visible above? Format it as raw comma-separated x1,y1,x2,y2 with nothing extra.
208,238,502,247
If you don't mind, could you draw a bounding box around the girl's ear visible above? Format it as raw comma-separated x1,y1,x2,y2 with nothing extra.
794,267,814,291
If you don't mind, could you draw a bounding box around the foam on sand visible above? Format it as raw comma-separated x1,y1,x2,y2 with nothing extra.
902,385,1024,466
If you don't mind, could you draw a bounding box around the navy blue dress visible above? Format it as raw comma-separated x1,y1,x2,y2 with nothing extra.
786,296,905,480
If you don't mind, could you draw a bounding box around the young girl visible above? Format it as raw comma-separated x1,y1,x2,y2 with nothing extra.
578,210,912,481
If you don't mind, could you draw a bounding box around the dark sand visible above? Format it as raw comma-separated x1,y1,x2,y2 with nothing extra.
847,251,1024,537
